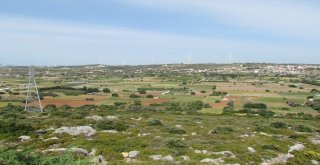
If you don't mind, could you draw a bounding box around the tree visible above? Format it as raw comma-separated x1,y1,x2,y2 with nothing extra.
146,94,154,98
112,93,119,97
102,88,111,93
129,94,141,98
243,103,267,109
212,85,217,91
137,88,147,94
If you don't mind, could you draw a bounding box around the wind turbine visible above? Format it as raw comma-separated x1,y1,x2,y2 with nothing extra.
228,53,233,64
187,54,192,64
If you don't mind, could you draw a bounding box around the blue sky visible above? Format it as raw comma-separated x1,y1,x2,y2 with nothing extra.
0,0,319,65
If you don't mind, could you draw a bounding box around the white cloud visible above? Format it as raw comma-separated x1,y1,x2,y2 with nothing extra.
121,0,320,40
0,16,317,65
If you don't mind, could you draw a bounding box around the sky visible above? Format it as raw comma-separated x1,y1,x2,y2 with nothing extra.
0,0,319,65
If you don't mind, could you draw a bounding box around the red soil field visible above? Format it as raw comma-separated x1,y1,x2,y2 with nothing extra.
142,98,169,106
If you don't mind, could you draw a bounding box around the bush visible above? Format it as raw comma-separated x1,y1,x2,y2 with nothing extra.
148,119,163,126
270,122,287,129
187,101,203,111
166,127,186,134
261,145,281,151
102,88,111,93
210,126,234,134
44,104,57,111
295,124,313,133
0,148,90,165
129,94,140,98
0,119,35,136
96,119,128,132
203,103,211,108
85,98,94,101
167,139,187,149
112,93,119,97
243,103,267,109
137,88,147,94
146,94,154,98
190,91,196,95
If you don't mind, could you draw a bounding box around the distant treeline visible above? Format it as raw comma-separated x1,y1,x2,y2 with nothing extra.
302,79,320,86
39,86,99,96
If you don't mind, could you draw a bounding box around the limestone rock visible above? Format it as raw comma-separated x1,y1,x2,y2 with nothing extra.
18,136,31,142
42,148,67,153
70,147,89,156
128,151,139,158
200,158,224,164
247,147,256,153
53,126,96,137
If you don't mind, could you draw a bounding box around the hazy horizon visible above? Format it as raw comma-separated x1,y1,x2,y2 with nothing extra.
1,0,320,65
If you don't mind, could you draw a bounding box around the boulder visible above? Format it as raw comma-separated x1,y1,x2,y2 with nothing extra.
101,130,118,134
191,132,197,136
200,158,224,164
128,151,140,158
288,143,305,153
44,137,59,141
311,160,319,165
85,115,103,121
42,148,67,153
149,155,174,161
70,147,89,156
92,155,107,165
106,116,118,121
247,147,256,153
53,126,96,137
89,148,97,157
181,156,190,161
149,155,163,161
18,136,31,142
162,155,174,161
122,152,129,158
195,150,202,154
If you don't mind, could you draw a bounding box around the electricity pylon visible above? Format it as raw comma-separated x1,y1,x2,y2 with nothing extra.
25,65,43,112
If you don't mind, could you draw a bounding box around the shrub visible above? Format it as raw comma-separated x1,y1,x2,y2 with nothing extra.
295,124,313,133
243,103,267,109
166,127,186,134
167,139,187,149
262,145,281,151
200,91,206,93
112,93,119,97
114,102,126,106
148,119,163,126
44,104,57,111
270,122,287,129
203,103,211,108
187,101,203,111
85,98,94,101
96,119,128,132
137,88,147,94
129,94,140,98
210,126,234,134
102,88,111,93
0,119,35,136
190,91,196,95
146,94,154,98
133,100,141,106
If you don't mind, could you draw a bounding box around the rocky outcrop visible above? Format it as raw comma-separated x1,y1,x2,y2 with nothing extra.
53,126,96,137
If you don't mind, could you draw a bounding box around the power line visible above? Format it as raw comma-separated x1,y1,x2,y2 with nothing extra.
25,65,43,112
